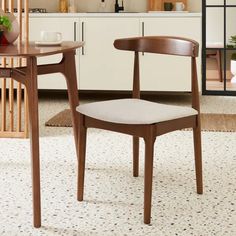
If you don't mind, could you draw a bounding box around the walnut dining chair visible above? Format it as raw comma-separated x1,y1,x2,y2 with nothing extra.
76,36,203,224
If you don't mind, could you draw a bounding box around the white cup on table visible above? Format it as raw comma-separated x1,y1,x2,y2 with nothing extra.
40,31,62,42
175,2,185,11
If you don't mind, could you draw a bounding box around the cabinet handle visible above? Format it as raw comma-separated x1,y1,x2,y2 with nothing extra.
142,22,145,56
142,22,145,37
74,22,77,41
82,21,85,55
74,22,79,55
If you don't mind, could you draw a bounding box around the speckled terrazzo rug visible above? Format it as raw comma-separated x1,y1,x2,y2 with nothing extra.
1,129,236,236
45,109,236,132
1,97,236,236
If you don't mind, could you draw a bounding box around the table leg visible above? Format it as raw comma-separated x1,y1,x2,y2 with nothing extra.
25,57,41,228
62,51,80,156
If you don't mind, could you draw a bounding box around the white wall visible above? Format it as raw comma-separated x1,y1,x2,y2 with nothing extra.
188,0,201,12
14,0,201,13
206,1,236,44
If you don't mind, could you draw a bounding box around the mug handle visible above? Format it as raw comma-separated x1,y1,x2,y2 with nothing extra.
57,32,62,42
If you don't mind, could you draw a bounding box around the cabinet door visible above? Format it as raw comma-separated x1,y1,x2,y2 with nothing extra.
79,18,139,90
29,17,79,89
140,17,201,91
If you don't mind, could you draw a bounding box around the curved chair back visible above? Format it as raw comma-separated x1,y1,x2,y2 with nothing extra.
114,36,199,57
114,36,200,112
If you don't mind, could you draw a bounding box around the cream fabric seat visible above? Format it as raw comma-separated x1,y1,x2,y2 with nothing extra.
77,98,198,125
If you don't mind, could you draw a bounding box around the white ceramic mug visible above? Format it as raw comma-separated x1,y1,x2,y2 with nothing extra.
175,2,185,11
40,31,62,42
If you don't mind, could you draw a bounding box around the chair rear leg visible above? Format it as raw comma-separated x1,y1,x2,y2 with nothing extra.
133,136,139,177
216,50,222,82
77,115,87,201
144,135,155,224
193,121,203,194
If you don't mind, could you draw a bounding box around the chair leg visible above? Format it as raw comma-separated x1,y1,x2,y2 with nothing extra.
143,135,155,224
193,120,203,194
133,136,139,177
77,115,87,201
62,51,80,157
216,50,222,82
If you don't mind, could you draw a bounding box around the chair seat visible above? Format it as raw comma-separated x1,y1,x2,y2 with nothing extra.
77,99,198,125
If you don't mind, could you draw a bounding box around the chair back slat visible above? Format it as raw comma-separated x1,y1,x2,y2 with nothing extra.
132,52,140,99
0,0,29,138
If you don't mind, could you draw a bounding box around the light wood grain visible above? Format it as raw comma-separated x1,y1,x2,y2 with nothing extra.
1,0,7,9
0,0,30,138
1,0,7,132
1,78,6,132
17,82,22,132
9,0,14,11
148,0,188,11
17,0,23,45
9,77,14,131
0,131,26,138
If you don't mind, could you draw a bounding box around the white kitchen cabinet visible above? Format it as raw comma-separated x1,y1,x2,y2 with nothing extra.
140,17,201,91
79,18,139,90
28,13,201,92
29,17,79,89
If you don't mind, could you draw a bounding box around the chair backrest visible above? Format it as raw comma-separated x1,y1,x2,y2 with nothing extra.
0,0,29,138
113,36,200,112
114,36,199,57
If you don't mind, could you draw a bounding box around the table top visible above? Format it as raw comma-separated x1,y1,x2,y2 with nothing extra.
0,41,84,57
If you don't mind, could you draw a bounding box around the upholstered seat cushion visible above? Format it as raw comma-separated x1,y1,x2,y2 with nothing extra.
77,99,198,125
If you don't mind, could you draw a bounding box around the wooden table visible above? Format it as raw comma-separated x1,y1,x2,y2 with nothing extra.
0,41,83,228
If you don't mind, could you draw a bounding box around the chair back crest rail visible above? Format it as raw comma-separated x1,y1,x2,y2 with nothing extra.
0,0,29,138
114,36,200,112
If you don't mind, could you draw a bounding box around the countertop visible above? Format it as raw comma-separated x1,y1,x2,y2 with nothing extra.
28,12,201,18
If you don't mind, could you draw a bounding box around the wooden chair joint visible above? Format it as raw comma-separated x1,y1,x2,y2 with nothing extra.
10,68,27,84
0,68,12,78
85,116,150,138
37,63,64,75
155,116,197,136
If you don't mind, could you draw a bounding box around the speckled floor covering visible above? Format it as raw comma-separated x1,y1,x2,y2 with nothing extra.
0,95,236,236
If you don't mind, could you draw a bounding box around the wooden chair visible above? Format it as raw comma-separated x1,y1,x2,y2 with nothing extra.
0,0,29,138
76,36,203,224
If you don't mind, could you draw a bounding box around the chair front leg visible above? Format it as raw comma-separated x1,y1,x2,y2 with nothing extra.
62,51,80,157
193,116,203,194
133,136,139,177
77,114,87,201
143,130,156,224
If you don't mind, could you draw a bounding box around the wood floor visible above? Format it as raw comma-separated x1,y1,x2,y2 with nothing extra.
206,79,236,91
206,60,236,91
